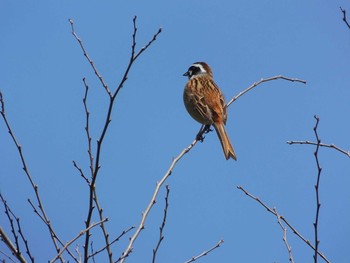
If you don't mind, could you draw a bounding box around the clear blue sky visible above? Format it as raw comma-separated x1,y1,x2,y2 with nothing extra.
1,1,350,262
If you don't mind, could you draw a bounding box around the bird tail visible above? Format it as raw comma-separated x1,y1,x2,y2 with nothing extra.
213,123,237,161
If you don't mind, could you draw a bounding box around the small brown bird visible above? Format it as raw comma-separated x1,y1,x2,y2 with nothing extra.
183,62,237,160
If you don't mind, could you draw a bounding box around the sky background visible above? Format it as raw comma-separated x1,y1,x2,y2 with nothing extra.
1,1,350,262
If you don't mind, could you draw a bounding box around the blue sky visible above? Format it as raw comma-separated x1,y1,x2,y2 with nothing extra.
1,1,350,262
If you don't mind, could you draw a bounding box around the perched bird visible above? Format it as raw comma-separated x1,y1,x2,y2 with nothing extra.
183,62,237,160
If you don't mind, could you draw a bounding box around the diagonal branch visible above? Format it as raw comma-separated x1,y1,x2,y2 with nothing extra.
340,7,350,29
273,208,294,263
237,186,330,263
50,218,108,263
184,239,224,263
117,139,198,263
0,226,27,263
227,75,306,107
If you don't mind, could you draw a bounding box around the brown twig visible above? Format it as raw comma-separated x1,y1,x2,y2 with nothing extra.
152,185,170,263
287,141,350,158
0,92,73,263
312,116,322,263
88,226,135,259
184,239,224,263
0,194,34,262
50,218,108,263
340,7,350,29
237,186,330,263
0,226,26,263
273,208,294,263
226,75,306,107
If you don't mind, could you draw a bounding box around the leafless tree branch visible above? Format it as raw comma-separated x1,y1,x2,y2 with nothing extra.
226,75,306,107
184,239,224,263
287,140,350,158
50,218,107,263
118,139,198,263
0,91,75,263
273,208,294,263
311,116,322,263
89,226,135,259
0,226,26,263
237,186,330,263
0,194,34,262
340,7,350,29
152,185,170,263
69,16,162,263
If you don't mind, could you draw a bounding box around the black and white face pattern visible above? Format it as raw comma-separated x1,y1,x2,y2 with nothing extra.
183,63,207,79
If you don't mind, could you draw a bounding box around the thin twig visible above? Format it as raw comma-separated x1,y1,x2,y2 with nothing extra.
287,140,350,158
0,250,17,263
273,208,294,263
226,75,306,107
82,78,95,180
89,226,135,259
0,194,34,262
312,115,322,263
184,239,224,263
0,226,26,263
0,92,73,263
118,139,198,263
50,218,108,263
72,160,90,185
68,19,112,96
340,7,350,29
1,194,20,257
152,185,170,263
237,186,330,263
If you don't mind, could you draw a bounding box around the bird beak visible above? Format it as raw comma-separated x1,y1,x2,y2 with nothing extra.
183,71,189,77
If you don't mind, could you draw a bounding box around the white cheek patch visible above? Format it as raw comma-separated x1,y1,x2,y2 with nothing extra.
192,63,207,74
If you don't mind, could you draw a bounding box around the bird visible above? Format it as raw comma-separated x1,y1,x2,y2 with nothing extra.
183,62,237,160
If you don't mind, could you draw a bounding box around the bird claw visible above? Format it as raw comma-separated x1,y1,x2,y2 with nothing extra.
196,125,212,142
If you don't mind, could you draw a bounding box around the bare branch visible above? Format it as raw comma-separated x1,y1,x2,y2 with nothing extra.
273,208,294,263
50,218,108,263
184,239,224,263
69,17,162,263
237,186,330,263
0,227,26,263
0,194,34,262
89,226,135,259
312,115,322,263
0,91,73,262
118,139,198,263
82,78,95,180
68,19,112,96
227,75,306,107
340,7,350,29
287,140,350,158
152,185,170,263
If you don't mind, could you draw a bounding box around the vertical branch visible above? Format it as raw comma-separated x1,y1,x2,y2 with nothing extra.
152,185,170,263
69,17,162,263
312,115,322,263
273,208,294,263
